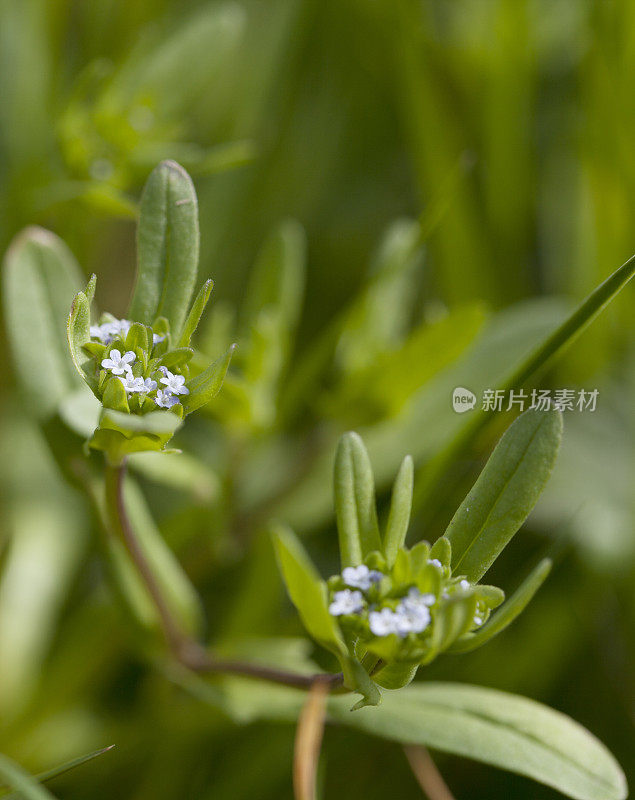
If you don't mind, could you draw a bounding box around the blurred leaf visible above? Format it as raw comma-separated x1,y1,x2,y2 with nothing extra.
415,254,635,517
277,299,567,533
335,218,424,375
334,432,381,567
328,305,486,421
445,408,563,581
334,683,627,800
128,451,219,503
0,754,56,800
3,227,84,418
449,558,552,654
129,160,199,337
0,746,115,799
102,3,246,119
100,408,182,436
242,220,306,336
121,477,204,636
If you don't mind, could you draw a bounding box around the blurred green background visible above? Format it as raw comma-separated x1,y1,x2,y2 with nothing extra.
0,0,633,798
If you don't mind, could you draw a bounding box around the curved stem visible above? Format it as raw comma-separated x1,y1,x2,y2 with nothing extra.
104,459,345,692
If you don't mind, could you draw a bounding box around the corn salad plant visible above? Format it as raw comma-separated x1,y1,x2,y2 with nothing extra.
2,161,633,800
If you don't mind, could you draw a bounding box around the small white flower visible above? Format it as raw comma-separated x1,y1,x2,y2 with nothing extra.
142,377,157,392
112,318,132,337
458,579,470,591
369,607,399,637
91,318,132,344
473,616,483,626
402,587,436,609
152,333,165,345
329,589,364,616
428,558,443,569
154,389,179,408
101,349,136,375
119,372,145,393
159,369,189,396
342,565,383,591
394,603,431,637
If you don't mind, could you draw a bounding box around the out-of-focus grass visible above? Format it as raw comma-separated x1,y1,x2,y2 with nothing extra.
0,1,633,798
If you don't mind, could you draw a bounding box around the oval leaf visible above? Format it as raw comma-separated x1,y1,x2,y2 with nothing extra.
129,160,199,338
3,227,85,417
334,432,382,568
331,683,627,800
445,408,562,581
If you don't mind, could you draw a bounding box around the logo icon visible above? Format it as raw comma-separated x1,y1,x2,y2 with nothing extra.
452,387,476,413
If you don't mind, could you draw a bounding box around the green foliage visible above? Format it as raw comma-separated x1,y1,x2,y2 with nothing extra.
61,161,234,461
2,227,83,418
1,4,635,799
446,408,563,581
333,683,627,800
334,432,382,567
0,755,55,800
130,160,199,337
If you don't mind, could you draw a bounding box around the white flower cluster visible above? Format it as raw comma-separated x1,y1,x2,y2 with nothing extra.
90,317,164,346
328,563,437,639
100,351,189,408
368,588,434,638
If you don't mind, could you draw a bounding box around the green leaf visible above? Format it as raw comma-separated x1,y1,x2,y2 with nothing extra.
445,408,562,581
271,524,345,654
343,657,381,710
332,683,627,800
334,432,382,568
2,227,85,418
506,252,635,389
129,160,199,338
383,455,413,566
121,479,204,636
0,754,56,800
181,345,235,414
101,409,182,436
177,279,214,347
0,746,115,799
243,220,306,335
373,662,418,690
156,347,194,370
414,254,635,521
67,281,97,390
449,558,552,654
101,377,130,413
124,321,150,353
429,536,451,567
422,595,478,663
